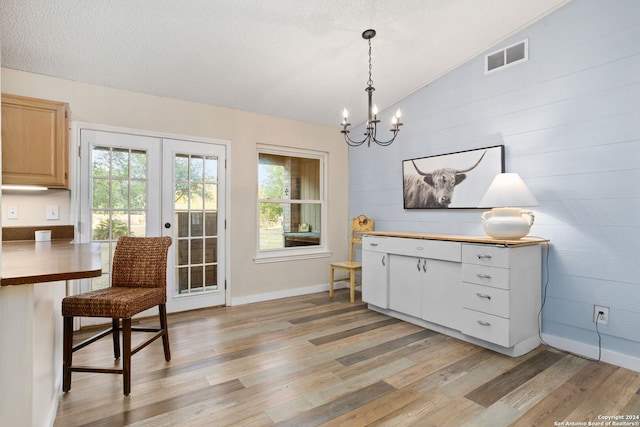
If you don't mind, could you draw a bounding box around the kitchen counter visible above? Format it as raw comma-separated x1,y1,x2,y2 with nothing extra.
0,239,102,427
364,231,548,247
1,239,102,286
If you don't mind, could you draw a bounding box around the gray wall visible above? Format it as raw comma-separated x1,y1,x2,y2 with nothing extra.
349,0,640,362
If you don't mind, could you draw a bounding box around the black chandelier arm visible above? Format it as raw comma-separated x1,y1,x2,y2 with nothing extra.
341,129,369,147
341,127,401,147
371,129,400,147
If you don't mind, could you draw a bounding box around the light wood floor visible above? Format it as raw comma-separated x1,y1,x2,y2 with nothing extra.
55,290,640,427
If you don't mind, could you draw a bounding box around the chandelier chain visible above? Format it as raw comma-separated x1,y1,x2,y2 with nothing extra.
367,38,373,87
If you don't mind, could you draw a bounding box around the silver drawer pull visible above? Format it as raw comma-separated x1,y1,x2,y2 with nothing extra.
416,246,424,250
477,254,492,260
475,293,492,300
476,274,492,279
477,320,492,326
370,243,379,247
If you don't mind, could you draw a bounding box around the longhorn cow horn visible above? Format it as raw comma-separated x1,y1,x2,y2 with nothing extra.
455,150,488,173
412,150,488,176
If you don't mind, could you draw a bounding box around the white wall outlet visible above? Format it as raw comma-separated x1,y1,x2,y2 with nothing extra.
7,206,19,220
46,205,60,220
593,305,609,325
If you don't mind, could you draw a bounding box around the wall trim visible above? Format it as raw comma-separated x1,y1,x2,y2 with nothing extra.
230,281,351,306
541,333,640,373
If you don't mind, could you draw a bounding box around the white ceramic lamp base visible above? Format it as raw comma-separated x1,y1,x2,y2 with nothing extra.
481,207,535,240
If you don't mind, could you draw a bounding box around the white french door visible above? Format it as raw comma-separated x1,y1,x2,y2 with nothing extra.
162,139,226,312
78,127,227,316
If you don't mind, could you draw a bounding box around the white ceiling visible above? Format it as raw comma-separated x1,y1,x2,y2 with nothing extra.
1,0,571,128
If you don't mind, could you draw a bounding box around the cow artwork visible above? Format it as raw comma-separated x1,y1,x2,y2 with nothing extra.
403,150,488,209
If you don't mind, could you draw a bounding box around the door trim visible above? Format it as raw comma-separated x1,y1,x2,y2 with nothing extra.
70,122,232,307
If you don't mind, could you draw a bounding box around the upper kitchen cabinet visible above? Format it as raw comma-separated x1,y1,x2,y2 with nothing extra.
1,93,70,189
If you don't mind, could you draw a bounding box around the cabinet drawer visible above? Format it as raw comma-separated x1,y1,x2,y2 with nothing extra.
461,283,510,318
362,236,391,253
461,264,510,290
462,244,509,268
460,309,510,347
388,238,461,261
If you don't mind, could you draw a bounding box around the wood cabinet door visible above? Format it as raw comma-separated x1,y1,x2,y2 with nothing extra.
1,94,69,188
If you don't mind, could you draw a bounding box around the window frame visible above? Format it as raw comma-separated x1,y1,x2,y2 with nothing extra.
255,144,329,263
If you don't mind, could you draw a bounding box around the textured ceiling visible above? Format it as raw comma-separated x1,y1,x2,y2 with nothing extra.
1,0,571,127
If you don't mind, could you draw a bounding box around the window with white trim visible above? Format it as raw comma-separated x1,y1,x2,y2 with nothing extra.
256,145,327,262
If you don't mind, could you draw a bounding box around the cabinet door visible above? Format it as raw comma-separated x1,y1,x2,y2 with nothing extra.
389,254,423,318
1,94,69,188
362,250,389,308
422,259,461,330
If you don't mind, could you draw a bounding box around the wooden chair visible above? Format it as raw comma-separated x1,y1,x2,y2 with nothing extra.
62,236,172,396
329,215,374,303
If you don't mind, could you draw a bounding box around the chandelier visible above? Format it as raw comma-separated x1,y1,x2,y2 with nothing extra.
341,29,403,147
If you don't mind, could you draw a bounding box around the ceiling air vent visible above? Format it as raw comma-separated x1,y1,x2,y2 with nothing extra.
485,39,528,73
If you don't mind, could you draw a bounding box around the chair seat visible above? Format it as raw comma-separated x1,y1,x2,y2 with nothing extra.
62,287,165,319
330,261,362,270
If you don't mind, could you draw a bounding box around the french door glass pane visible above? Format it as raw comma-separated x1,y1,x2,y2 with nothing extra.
173,153,219,295
89,146,149,290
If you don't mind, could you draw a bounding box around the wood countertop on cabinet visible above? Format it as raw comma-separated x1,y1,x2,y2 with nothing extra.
1,240,102,286
363,231,549,247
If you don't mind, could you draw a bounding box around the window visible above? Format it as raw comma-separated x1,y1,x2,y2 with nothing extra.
256,145,327,262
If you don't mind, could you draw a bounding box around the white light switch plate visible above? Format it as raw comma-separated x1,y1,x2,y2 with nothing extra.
46,205,60,220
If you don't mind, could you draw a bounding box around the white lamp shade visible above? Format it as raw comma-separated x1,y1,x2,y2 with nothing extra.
478,173,538,208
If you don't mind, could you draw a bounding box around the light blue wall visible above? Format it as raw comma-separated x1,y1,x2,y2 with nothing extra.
349,0,640,360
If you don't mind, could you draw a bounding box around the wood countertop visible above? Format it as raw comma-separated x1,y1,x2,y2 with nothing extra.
1,240,102,286
363,231,549,247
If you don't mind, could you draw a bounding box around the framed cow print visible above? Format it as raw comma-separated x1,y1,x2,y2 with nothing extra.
402,145,505,209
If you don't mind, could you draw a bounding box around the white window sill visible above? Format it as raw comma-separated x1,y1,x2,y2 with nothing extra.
253,250,332,264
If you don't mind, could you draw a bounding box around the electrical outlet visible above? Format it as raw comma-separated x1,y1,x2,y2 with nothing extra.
593,305,609,325
7,206,19,220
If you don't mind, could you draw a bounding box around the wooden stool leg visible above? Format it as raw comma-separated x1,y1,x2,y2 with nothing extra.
159,304,171,361
112,318,121,359
122,318,132,396
349,269,356,303
329,266,335,298
62,316,73,392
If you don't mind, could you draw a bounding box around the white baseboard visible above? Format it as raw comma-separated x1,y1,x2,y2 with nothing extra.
230,281,352,306
541,333,640,373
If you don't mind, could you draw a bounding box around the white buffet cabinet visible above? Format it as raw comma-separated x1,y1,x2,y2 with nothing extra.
362,232,547,357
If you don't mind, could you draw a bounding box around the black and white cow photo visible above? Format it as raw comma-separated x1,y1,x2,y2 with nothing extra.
402,145,504,209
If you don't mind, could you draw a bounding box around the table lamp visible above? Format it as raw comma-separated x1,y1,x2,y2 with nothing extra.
478,173,539,239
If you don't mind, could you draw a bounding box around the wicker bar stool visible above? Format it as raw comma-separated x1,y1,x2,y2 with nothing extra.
62,236,172,396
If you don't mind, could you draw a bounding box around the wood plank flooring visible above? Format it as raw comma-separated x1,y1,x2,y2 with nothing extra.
54,290,640,427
